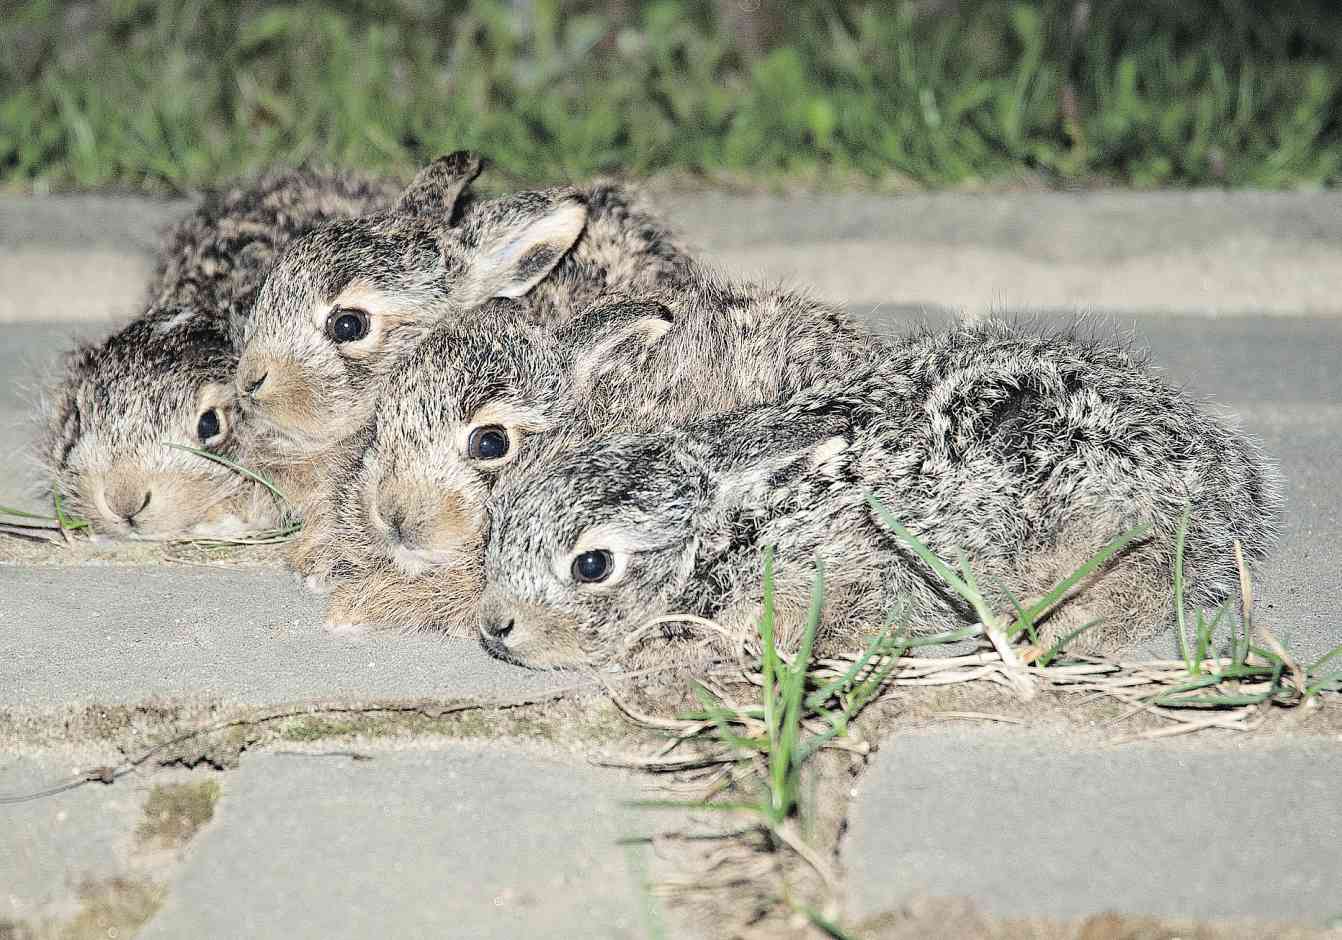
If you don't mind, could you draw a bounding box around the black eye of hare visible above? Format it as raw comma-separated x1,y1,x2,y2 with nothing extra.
325,307,371,343
197,408,223,443
467,426,510,461
571,550,613,584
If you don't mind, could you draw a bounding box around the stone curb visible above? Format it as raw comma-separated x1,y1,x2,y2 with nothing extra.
4,190,1341,323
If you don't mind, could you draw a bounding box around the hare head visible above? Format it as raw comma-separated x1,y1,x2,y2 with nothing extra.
235,152,590,458
477,409,849,669
326,298,678,580
41,309,269,539
37,167,399,540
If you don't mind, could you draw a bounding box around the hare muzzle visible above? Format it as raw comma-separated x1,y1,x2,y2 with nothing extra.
94,472,154,533
235,354,326,433
477,595,586,669
374,483,484,574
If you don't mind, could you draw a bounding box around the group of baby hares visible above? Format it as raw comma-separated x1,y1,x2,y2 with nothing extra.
41,152,1281,671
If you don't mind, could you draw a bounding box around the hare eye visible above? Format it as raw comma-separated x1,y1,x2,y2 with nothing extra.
325,307,371,343
571,549,613,584
467,425,510,461
197,408,225,444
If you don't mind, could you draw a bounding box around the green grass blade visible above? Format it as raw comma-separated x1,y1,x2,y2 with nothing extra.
1306,669,1342,697
1158,674,1225,695
794,903,857,940
622,841,666,940
1037,619,1104,667
691,683,767,754
1195,602,1229,668
866,494,973,597
772,560,826,823
900,624,984,647
1153,690,1280,708
1308,642,1342,675
162,442,290,506
1024,524,1150,625
52,491,91,531
0,504,57,521
757,547,782,817
624,799,762,813
1001,585,1038,645
805,621,904,710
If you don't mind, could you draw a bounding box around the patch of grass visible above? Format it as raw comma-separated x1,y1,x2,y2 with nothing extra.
135,779,222,849
8,877,166,940
628,548,904,931
623,496,1336,926
2,1,1339,192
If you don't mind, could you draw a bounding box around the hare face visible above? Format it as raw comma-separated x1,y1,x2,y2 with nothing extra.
235,184,588,470
348,316,571,575
231,152,483,461
478,440,705,669
46,320,272,539
235,216,458,457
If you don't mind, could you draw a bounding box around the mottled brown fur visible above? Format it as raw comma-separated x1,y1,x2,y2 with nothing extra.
37,169,398,538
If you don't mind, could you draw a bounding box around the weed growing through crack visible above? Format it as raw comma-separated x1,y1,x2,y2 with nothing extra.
624,549,905,934
621,497,1337,928
871,497,1340,717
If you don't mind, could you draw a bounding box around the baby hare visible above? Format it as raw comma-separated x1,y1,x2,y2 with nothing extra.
234,151,697,516
297,273,884,633
37,169,398,539
478,320,1282,670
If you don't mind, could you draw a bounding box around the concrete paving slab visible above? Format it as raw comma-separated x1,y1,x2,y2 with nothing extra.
843,730,1342,924
137,746,652,940
0,566,571,710
1,755,154,925
5,190,1342,321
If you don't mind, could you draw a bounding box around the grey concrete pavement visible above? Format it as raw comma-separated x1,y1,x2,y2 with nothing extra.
138,747,652,940
4,190,1342,321
4,190,1342,938
0,566,572,712
843,730,1342,924
2,747,656,939
2,754,159,926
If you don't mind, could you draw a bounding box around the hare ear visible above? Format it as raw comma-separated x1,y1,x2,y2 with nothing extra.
563,301,675,396
711,414,850,509
457,191,589,302
395,151,484,219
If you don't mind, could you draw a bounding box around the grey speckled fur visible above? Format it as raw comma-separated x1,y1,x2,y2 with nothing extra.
297,272,886,633
478,319,1283,670
36,169,399,538
234,151,700,517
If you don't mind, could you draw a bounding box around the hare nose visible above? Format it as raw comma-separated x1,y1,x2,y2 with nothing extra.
390,516,413,549
483,618,514,640
105,486,152,524
379,503,408,544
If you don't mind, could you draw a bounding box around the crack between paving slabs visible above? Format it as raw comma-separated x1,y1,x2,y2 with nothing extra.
0,670,659,805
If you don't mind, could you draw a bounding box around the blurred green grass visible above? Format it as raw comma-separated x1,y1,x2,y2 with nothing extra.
2,0,1339,192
